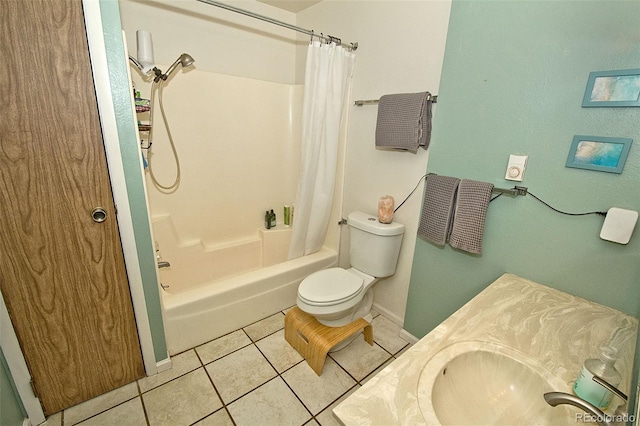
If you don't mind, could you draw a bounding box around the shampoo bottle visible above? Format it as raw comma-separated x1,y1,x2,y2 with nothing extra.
270,209,276,228
265,210,271,229
573,346,621,409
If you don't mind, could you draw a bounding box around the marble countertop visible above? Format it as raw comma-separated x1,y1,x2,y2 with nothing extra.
333,273,638,425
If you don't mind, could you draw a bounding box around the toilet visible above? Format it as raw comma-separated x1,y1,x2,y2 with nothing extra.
296,211,405,331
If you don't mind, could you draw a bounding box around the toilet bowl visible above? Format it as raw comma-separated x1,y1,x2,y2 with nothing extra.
296,267,377,327
295,211,405,338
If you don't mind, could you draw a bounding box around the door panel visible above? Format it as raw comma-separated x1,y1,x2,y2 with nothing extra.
0,0,145,415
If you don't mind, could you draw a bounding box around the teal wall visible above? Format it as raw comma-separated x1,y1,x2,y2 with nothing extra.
405,0,640,338
99,0,168,362
0,351,25,426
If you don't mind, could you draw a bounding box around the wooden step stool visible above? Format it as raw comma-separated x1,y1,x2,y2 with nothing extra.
284,306,373,375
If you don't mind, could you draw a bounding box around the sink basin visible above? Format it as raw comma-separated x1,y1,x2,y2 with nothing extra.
417,341,577,425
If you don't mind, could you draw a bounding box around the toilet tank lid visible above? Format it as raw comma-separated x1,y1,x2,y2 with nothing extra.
348,211,405,236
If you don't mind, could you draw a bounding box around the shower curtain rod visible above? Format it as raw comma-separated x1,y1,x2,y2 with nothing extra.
195,0,358,51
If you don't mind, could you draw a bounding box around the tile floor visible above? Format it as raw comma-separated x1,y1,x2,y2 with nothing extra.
44,308,411,426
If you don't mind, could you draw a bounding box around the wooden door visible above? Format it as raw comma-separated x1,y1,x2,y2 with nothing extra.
0,0,145,415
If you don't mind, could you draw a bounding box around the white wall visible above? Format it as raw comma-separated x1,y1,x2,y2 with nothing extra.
119,0,300,83
131,69,303,246
297,1,452,324
120,0,452,325
121,0,304,247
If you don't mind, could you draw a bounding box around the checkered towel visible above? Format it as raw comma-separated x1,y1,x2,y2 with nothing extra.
417,175,460,245
449,180,494,254
375,92,433,153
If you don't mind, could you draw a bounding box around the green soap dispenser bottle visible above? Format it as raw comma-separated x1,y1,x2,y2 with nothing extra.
573,346,621,409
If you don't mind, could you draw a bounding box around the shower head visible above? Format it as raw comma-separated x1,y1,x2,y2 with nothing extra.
179,53,195,68
159,53,195,81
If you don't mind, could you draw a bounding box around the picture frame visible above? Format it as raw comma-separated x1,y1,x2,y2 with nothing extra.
582,69,640,107
566,135,632,174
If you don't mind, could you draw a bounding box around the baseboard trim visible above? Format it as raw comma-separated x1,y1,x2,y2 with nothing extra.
155,355,172,374
371,303,404,327
371,303,420,345
398,329,419,345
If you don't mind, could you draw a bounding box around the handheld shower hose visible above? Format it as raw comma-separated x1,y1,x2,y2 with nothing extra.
144,53,194,191
147,80,181,191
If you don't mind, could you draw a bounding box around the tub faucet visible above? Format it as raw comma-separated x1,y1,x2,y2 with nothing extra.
158,261,171,269
544,375,628,426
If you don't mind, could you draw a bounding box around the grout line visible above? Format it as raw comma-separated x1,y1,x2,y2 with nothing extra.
278,368,316,421
193,347,238,426
135,381,151,426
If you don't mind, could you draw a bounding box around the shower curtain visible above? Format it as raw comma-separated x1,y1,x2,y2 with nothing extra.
288,41,356,259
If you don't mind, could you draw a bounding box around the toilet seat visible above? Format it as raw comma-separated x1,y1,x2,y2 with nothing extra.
298,268,363,306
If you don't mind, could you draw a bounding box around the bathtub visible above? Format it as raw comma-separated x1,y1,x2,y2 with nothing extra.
152,216,338,355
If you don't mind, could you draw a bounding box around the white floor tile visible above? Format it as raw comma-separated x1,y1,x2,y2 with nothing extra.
329,338,391,381
255,329,303,373
371,315,409,354
205,344,277,403
63,382,138,425
195,330,252,364
138,349,201,393
58,311,403,426
227,377,311,426
361,358,394,385
143,368,222,425
193,408,234,426
282,357,356,415
43,411,62,426
76,397,146,426
315,387,360,426
243,313,284,342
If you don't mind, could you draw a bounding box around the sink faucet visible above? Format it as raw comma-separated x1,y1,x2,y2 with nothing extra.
544,375,628,426
157,261,171,268
544,392,614,426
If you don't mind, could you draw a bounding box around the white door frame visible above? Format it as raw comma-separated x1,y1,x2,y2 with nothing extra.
81,0,158,376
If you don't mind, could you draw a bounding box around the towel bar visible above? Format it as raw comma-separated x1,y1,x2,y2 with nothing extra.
426,173,527,197
493,187,519,196
354,94,438,106
492,186,528,196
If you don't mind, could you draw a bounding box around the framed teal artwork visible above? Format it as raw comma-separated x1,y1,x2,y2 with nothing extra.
566,135,632,174
582,69,640,107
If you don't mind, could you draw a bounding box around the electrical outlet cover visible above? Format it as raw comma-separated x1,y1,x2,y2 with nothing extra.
600,207,638,244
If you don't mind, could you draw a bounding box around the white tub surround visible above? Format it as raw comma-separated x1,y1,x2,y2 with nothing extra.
333,273,638,425
163,247,336,354
153,216,338,354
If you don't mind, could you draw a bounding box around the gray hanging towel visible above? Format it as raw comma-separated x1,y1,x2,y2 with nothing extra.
417,175,460,246
375,92,433,153
449,180,494,255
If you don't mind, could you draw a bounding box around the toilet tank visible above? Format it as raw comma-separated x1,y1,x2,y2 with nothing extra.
347,211,405,278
